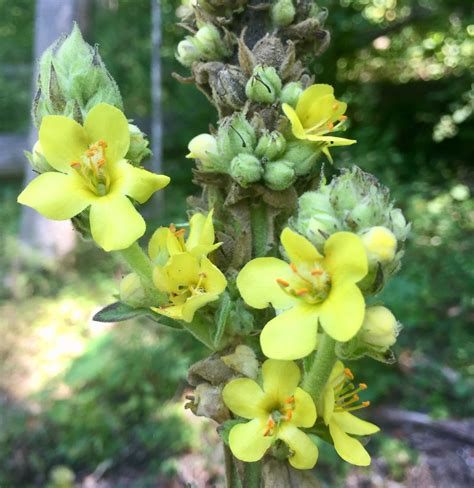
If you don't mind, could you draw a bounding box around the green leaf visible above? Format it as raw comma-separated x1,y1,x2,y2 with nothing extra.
217,419,246,446
93,301,149,322
213,292,232,348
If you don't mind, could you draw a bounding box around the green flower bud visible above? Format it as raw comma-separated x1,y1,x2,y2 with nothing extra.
230,154,263,187
389,208,410,242
186,133,224,171
193,24,230,60
280,81,303,108
25,141,54,173
282,140,320,176
361,226,397,264
359,306,400,348
245,65,282,104
263,160,296,191
176,38,201,67
217,114,257,164
119,273,147,308
33,23,122,127
126,124,151,166
272,0,296,27
255,130,286,160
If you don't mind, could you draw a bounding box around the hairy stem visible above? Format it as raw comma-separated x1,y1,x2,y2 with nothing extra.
250,202,268,258
303,333,337,403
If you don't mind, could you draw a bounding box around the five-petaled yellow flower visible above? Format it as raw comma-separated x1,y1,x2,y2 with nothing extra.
222,359,318,469
282,84,356,162
148,210,221,264
320,361,379,466
237,228,368,359
17,103,170,251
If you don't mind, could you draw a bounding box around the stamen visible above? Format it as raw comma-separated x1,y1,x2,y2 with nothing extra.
295,288,309,296
174,228,186,237
327,121,334,131
284,396,295,404
70,162,81,169
169,224,177,232
311,268,324,276
97,158,106,167
263,417,276,437
338,115,348,121
359,383,367,390
344,368,354,380
284,410,293,421
290,263,298,273
276,278,290,287
97,140,108,148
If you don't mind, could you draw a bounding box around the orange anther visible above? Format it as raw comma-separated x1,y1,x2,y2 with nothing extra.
333,102,339,110
344,368,354,380
311,268,323,276
327,121,334,131
295,288,309,296
290,263,298,273
353,394,360,402
169,224,176,232
285,396,295,404
338,115,348,121
174,228,186,237
98,140,108,148
285,410,293,421
359,383,367,390
70,161,81,168
97,158,106,167
362,401,370,407
276,278,290,287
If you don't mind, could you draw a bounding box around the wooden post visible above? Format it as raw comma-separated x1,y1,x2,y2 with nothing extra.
19,0,83,260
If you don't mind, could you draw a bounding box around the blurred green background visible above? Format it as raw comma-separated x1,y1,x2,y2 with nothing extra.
0,0,473,486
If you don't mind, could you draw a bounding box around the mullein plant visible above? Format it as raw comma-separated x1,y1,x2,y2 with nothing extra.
17,2,410,486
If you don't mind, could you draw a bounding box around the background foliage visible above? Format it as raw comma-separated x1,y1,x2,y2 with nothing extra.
0,0,472,486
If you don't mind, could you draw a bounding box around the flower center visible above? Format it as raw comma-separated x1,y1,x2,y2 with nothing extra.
276,262,331,304
70,140,110,196
263,395,295,437
167,271,207,306
169,223,187,250
304,101,348,136
331,367,370,413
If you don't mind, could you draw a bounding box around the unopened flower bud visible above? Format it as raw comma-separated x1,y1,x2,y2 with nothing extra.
272,0,296,27
186,133,220,170
176,38,201,67
26,141,54,173
390,208,410,242
126,124,151,166
263,160,296,191
230,154,263,187
282,140,320,176
119,273,147,308
193,24,230,60
360,306,399,348
255,130,286,160
217,114,257,164
245,65,282,104
361,226,397,264
280,81,303,107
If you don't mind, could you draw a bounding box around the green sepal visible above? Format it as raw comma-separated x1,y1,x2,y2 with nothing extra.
213,292,232,348
217,419,247,446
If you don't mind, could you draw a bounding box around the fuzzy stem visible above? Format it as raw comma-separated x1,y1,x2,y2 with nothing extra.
303,332,337,403
250,202,268,258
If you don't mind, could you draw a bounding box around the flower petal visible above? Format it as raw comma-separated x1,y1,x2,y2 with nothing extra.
329,421,371,466
237,257,295,310
262,359,301,404
113,161,170,203
84,103,130,163
323,232,368,285
164,252,200,289
307,135,356,146
260,304,319,360
39,115,88,172
282,103,307,139
181,293,220,322
17,172,92,220
281,228,322,266
303,94,337,130
229,418,273,463
296,84,334,120
332,412,379,436
278,425,319,470
319,282,365,342
222,378,267,419
148,227,171,264
292,387,317,428
201,257,227,294
89,195,145,251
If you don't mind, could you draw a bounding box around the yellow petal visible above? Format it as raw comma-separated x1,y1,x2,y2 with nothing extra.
222,378,267,419
89,195,145,251
296,84,334,121
181,293,220,322
282,103,307,139
291,387,317,428
332,412,379,436
187,210,213,248
303,94,336,129
148,227,171,264
277,424,319,470
329,421,371,466
319,282,365,342
307,135,356,146
261,359,301,404
151,303,185,321
84,103,130,163
39,115,88,172
112,160,170,204
281,228,322,266
323,232,368,285
165,252,200,288
201,256,227,294
229,418,273,463
260,304,319,360
17,172,93,220
236,257,295,310
330,100,348,122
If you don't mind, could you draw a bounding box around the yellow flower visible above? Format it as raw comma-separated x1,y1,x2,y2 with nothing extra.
151,252,226,322
361,226,397,264
237,228,368,359
148,210,221,265
186,133,218,168
222,359,318,469
320,361,379,466
17,103,170,251
282,84,356,162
